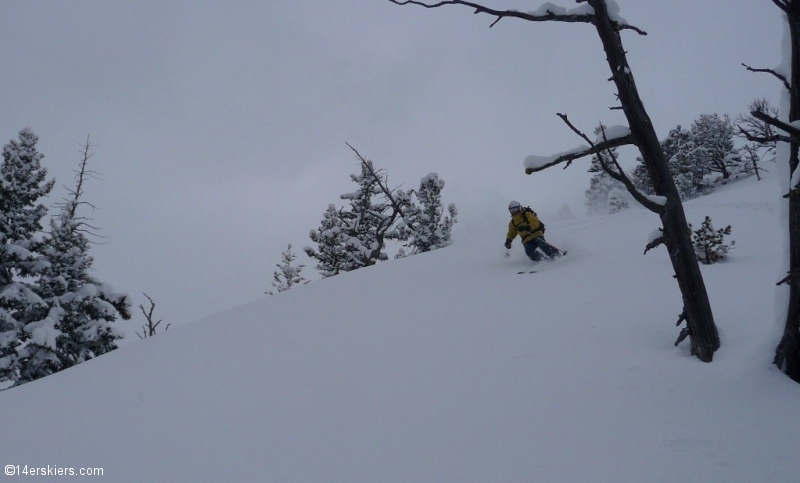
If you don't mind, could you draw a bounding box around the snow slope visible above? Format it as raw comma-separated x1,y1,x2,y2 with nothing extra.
1,174,798,482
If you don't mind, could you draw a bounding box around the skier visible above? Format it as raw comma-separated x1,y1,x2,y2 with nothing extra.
504,200,562,262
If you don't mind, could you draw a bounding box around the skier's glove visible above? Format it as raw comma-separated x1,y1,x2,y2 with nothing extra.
504,239,512,249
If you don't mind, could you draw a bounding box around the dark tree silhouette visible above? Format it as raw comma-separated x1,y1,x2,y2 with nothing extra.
742,0,800,382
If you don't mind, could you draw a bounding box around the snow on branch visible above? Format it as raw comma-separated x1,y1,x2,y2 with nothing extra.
643,228,666,255
524,128,634,173
742,62,790,91
523,144,592,172
525,114,666,214
386,0,647,34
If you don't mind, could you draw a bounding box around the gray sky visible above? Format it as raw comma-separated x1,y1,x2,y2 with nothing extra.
0,1,783,337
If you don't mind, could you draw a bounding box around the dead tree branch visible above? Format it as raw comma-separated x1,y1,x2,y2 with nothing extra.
594,124,666,214
346,142,412,229
524,134,635,173
738,126,790,145
386,0,647,34
673,311,690,346
777,269,800,286
742,63,791,90
531,114,664,213
137,293,170,339
644,232,666,255
751,110,800,139
771,0,790,13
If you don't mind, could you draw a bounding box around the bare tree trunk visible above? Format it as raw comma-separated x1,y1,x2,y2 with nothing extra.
587,0,719,361
774,0,800,381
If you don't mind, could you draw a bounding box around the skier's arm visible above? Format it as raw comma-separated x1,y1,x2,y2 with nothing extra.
506,221,517,246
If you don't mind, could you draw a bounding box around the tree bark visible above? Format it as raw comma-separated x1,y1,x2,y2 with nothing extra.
774,0,800,381
588,0,719,360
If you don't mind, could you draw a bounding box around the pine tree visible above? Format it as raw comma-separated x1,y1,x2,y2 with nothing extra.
690,216,735,265
690,114,743,182
304,204,350,277
267,244,306,295
0,128,55,385
662,125,712,200
400,173,457,254
631,124,715,201
307,146,456,274
584,131,629,215
338,159,406,268
585,154,628,215
31,137,130,381
630,157,654,195
607,187,629,213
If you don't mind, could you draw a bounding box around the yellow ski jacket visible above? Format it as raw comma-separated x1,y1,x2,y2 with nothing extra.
506,209,545,245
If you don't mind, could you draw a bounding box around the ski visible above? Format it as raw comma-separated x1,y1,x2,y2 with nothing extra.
515,250,568,274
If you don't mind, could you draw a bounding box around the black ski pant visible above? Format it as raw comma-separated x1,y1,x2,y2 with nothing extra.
523,237,561,262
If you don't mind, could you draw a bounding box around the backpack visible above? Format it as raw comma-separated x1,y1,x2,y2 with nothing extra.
523,206,545,233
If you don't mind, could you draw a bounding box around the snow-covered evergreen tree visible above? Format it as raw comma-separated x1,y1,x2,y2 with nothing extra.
30,138,130,381
0,128,55,385
304,204,350,277
690,216,735,265
630,157,654,195
267,244,306,295
307,147,457,274
584,125,631,214
690,114,743,182
662,125,712,200
607,187,629,213
399,173,457,254
631,123,716,201
338,160,404,268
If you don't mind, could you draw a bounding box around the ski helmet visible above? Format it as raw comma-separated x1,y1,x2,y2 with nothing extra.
508,200,521,214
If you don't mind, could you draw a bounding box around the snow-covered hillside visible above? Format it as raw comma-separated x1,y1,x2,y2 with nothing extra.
1,174,798,482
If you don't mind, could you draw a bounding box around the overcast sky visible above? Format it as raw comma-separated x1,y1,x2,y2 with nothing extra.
0,1,783,338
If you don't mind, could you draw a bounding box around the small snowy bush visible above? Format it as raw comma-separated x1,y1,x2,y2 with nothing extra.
267,244,306,295
690,216,735,265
